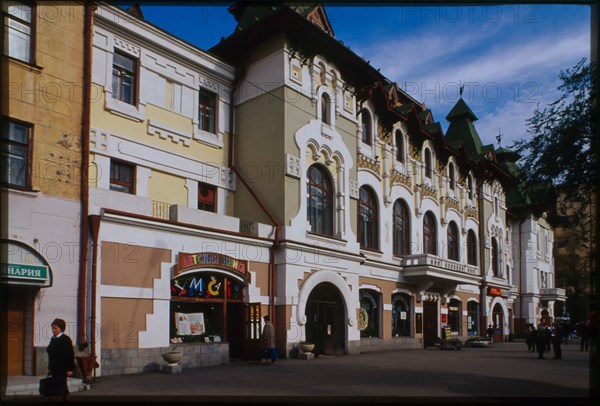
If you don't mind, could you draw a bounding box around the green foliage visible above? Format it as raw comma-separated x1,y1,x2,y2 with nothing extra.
512,58,596,223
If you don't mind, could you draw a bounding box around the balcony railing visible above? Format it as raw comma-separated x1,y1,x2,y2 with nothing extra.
152,200,172,220
403,254,480,276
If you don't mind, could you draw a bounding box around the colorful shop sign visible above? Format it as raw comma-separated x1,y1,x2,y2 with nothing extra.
171,272,245,301
488,287,508,297
174,252,250,283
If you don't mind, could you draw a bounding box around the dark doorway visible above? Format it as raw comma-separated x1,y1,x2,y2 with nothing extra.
423,300,438,347
227,302,244,360
305,283,346,356
492,303,504,342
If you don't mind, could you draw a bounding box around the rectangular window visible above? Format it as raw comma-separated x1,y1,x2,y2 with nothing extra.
112,51,137,105
2,1,33,64
110,160,135,194
198,89,216,133
1,117,32,188
197,182,216,212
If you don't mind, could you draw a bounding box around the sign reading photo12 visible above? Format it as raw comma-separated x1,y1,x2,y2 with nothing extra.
175,312,205,335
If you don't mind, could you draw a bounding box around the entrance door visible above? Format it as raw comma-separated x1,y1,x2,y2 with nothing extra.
241,303,261,360
305,283,346,356
226,303,244,360
423,301,438,347
492,303,504,342
1,290,25,375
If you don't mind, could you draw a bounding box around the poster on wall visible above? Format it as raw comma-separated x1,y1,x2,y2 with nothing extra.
175,312,205,335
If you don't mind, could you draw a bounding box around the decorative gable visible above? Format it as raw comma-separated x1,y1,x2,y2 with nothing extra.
306,5,334,37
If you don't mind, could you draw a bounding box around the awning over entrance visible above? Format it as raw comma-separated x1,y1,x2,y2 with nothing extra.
1,240,53,287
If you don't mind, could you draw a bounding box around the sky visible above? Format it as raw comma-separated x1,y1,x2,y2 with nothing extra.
139,2,591,150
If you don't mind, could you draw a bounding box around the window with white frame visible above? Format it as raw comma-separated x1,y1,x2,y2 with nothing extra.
360,109,372,145
424,148,433,179
112,51,137,105
448,162,456,191
198,88,217,134
2,1,34,64
307,164,333,236
395,130,404,163
321,93,331,125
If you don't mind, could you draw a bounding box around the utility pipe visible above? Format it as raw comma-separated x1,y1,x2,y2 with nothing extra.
76,2,93,346
227,67,281,324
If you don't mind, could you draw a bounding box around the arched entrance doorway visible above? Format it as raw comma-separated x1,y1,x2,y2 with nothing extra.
305,282,346,356
492,303,504,342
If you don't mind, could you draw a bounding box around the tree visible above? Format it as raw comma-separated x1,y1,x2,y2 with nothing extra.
513,58,596,224
513,58,597,323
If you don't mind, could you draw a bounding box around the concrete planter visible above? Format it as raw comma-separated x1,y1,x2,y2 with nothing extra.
298,343,315,353
162,351,183,365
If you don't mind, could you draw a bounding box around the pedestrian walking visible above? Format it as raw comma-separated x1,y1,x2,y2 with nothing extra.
551,321,563,359
525,325,536,352
45,318,76,401
260,315,277,365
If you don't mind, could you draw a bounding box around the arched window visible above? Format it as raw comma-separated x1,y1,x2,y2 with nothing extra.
395,130,404,163
393,199,410,256
492,237,500,277
424,148,432,179
467,174,474,200
448,162,456,191
423,211,437,255
467,229,478,265
361,109,372,145
359,186,378,249
307,165,333,236
321,93,330,125
447,221,459,261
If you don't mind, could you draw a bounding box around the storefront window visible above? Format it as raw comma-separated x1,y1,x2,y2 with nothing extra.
359,289,379,338
447,299,461,336
392,293,411,337
170,271,245,343
467,301,479,335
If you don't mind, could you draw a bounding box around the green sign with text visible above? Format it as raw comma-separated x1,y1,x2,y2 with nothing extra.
1,263,49,281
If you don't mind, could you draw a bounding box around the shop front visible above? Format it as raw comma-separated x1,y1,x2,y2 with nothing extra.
1,239,53,376
169,252,261,360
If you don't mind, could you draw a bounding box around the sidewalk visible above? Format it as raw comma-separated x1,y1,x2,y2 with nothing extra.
4,342,596,403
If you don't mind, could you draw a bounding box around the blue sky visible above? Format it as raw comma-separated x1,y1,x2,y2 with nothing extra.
139,3,591,149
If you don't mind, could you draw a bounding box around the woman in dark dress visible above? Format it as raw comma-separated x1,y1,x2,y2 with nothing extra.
47,318,75,401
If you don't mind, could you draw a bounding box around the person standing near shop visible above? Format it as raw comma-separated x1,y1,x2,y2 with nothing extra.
536,322,547,359
551,321,563,359
486,324,494,343
260,315,276,365
47,318,76,401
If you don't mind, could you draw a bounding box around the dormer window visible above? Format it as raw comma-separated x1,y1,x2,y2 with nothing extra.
361,109,372,145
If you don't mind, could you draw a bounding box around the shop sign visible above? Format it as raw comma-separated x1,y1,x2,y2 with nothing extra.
1,262,50,285
171,272,244,300
175,252,250,282
488,287,506,297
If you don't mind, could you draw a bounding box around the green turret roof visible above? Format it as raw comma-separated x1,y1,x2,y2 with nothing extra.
445,98,478,122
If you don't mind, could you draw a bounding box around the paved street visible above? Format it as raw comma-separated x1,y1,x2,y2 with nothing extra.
9,341,598,404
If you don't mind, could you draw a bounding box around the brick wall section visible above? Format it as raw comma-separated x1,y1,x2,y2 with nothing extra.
100,343,229,376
